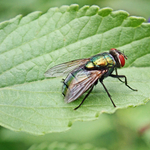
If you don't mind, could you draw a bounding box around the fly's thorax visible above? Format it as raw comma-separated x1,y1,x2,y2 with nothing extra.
85,61,95,69
85,53,116,70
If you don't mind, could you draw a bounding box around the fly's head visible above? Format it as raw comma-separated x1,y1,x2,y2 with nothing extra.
109,48,127,68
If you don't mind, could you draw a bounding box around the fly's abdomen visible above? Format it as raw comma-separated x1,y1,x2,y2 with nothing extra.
62,73,74,97
85,52,116,70
62,67,91,100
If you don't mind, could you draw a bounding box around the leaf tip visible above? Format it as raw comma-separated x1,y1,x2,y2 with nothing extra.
69,4,79,11
122,16,146,27
77,5,89,17
20,11,42,25
98,7,113,17
0,15,22,30
59,4,79,13
112,10,129,16
85,5,100,16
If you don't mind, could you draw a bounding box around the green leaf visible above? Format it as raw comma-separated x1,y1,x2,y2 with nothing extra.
116,101,150,146
0,4,150,135
102,0,150,19
28,142,105,150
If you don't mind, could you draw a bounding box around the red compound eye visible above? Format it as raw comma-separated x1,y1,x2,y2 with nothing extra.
110,48,117,51
119,54,125,67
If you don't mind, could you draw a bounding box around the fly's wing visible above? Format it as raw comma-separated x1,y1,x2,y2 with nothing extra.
44,58,90,77
65,69,108,103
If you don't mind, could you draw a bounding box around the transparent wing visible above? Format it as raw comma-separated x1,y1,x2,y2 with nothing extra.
65,68,108,103
44,58,90,77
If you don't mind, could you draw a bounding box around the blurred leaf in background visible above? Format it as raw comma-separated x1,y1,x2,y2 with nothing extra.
1,102,150,149
1,0,150,22
0,0,98,22
102,0,150,20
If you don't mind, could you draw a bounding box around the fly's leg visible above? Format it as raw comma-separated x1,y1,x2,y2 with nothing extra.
100,80,116,107
110,74,137,91
115,68,124,83
74,84,95,110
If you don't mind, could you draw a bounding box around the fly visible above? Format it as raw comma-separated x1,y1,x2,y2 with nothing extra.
45,48,137,110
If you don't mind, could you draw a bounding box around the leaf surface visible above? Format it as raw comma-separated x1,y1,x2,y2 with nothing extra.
0,5,150,134
28,142,104,150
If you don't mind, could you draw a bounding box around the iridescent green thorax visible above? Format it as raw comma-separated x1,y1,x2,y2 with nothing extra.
85,52,116,70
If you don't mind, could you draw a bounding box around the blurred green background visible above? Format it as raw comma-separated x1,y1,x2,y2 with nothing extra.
1,0,150,23
0,0,150,150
